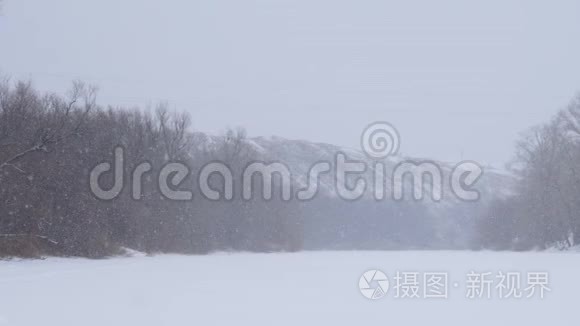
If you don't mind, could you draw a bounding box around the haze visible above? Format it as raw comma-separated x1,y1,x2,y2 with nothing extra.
1,0,579,167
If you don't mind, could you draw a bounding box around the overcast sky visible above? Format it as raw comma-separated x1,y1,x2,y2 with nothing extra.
1,0,579,167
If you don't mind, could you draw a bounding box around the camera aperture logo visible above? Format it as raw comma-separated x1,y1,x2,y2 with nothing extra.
359,269,390,300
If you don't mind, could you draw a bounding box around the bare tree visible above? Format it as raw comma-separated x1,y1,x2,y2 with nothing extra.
478,93,580,250
0,80,96,176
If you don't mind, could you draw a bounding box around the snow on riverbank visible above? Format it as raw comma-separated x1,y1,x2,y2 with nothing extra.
0,251,576,326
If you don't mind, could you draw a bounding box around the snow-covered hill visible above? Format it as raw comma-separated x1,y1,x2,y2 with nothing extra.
249,135,514,202
193,133,514,202
190,133,515,249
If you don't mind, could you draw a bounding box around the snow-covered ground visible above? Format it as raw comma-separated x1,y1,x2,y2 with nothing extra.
0,251,576,326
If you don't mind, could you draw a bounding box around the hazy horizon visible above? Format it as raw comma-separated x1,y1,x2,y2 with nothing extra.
1,0,580,167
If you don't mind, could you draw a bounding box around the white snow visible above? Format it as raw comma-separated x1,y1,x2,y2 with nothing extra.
0,251,575,326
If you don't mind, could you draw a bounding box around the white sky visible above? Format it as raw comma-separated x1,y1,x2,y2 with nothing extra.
1,0,579,167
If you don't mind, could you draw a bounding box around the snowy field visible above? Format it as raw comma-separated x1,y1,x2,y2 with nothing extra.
0,251,576,326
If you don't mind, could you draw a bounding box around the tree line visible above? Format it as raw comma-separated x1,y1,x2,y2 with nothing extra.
476,93,580,250
0,80,302,257
3,78,576,257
